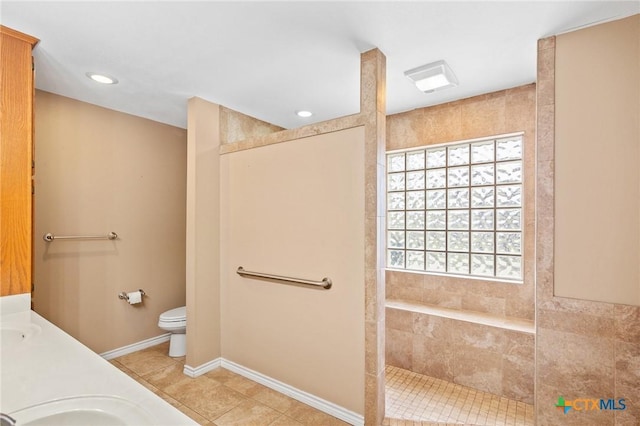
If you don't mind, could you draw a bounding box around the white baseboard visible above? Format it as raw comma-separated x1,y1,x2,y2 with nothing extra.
100,333,171,360
221,359,364,426
183,357,222,378
109,339,364,426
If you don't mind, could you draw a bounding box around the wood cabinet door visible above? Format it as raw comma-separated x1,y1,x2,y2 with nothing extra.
0,26,38,296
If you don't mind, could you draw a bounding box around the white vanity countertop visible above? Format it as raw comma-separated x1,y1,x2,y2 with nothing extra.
0,294,197,425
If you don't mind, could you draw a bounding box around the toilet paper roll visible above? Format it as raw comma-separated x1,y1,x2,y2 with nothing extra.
127,290,142,305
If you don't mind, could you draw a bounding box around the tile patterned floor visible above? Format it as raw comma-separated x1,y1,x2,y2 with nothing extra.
110,342,349,426
384,366,534,426
112,343,534,425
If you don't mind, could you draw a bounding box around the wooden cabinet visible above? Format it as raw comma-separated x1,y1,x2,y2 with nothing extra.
1,26,38,296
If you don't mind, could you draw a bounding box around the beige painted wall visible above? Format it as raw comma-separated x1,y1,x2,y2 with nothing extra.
536,19,640,425
185,97,222,367
386,84,536,321
184,98,285,368
33,90,187,354
555,14,640,305
220,126,366,414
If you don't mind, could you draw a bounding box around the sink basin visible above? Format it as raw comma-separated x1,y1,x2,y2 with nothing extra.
8,395,155,425
0,323,41,345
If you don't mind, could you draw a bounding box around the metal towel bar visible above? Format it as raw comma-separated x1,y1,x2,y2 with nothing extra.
43,232,118,242
236,266,332,290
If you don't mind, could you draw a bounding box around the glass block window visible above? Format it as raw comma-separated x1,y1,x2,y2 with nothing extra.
386,134,524,281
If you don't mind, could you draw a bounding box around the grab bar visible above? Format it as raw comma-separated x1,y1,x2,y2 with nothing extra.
236,266,332,290
43,232,118,242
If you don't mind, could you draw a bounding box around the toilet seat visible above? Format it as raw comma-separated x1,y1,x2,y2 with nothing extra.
159,306,186,322
158,306,186,330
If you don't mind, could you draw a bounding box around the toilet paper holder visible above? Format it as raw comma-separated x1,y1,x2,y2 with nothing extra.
118,289,145,301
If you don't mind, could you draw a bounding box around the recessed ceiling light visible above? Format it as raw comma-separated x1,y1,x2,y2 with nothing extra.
86,72,118,85
296,110,313,118
405,60,458,93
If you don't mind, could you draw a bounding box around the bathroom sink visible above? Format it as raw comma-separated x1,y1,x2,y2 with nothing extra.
0,323,41,345
8,395,155,425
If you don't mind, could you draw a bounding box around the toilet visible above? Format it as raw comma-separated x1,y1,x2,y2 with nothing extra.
158,306,186,357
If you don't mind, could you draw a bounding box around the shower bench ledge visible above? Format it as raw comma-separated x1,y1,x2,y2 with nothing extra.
386,299,535,334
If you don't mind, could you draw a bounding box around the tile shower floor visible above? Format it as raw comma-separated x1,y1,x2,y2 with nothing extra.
384,366,534,426
111,343,533,425
110,342,349,425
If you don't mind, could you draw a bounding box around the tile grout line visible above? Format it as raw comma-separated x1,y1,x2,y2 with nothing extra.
385,365,533,426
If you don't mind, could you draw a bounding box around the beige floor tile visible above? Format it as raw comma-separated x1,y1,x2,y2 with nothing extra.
284,400,350,426
164,375,247,421
152,389,181,407
206,367,242,385
117,344,352,426
251,387,298,413
385,365,533,426
132,376,159,393
224,374,270,398
268,415,304,426
109,359,123,368
109,359,137,376
114,345,178,376
175,402,212,424
143,341,180,360
214,399,282,426
147,341,171,354
143,361,187,390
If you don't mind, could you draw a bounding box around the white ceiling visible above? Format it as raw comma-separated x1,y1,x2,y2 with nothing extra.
2,1,638,129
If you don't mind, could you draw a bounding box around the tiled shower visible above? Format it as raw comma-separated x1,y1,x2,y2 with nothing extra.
383,85,537,424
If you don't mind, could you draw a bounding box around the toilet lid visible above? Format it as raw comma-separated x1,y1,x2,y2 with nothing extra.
160,306,186,321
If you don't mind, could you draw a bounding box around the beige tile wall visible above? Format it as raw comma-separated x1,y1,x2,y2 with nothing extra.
384,84,536,407
386,306,534,404
360,48,388,426
536,23,640,426
386,84,536,322
219,106,284,145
